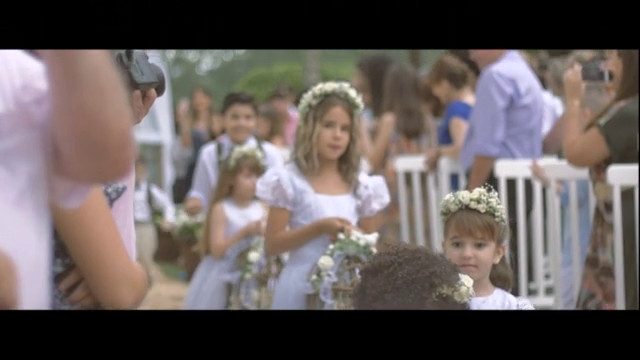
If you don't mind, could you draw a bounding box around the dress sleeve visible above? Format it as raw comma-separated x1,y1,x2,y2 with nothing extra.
355,172,391,218
256,167,296,211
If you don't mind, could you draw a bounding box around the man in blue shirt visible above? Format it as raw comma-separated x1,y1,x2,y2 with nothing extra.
462,50,544,295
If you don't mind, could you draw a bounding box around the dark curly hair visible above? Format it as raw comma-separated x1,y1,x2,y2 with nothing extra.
353,244,470,310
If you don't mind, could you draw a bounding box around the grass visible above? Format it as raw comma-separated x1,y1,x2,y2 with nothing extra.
157,261,187,281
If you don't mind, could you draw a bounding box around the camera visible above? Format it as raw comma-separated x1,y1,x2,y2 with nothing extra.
114,50,166,97
581,59,613,82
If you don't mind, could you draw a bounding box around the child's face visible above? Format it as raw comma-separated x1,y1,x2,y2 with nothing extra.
224,104,257,144
316,105,352,162
430,79,452,104
232,167,258,199
256,116,271,141
442,230,504,286
192,89,212,113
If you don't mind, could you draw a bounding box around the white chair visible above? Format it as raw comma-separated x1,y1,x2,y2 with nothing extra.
431,156,467,252
392,155,440,251
392,154,467,253
437,156,467,203
541,160,594,309
494,157,560,308
607,164,639,310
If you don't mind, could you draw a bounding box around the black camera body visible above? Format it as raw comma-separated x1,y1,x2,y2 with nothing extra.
115,50,166,97
581,59,613,82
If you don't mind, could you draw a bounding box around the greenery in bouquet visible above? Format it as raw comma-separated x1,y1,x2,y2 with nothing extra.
173,207,205,243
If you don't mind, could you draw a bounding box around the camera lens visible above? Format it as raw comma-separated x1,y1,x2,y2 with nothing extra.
151,64,166,97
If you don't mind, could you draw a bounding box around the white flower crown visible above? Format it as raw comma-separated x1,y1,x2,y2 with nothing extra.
440,185,507,225
435,273,475,304
297,81,364,122
226,145,265,170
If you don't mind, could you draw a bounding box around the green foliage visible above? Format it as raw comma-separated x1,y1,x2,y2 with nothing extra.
164,50,446,108
234,63,304,102
234,62,356,102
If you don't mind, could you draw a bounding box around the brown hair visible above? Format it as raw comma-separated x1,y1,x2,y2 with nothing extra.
426,53,477,91
444,209,513,291
293,94,361,187
356,53,394,118
199,154,265,255
354,243,469,309
589,50,639,127
259,104,286,143
382,63,427,139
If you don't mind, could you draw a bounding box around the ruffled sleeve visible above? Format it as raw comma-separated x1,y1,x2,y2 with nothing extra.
256,167,296,211
355,172,391,218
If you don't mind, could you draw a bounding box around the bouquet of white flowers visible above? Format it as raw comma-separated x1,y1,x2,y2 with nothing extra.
307,230,378,310
227,237,286,310
172,207,205,244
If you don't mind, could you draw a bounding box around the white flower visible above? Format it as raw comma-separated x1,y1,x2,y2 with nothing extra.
328,244,334,251
488,198,497,208
297,82,363,122
477,203,487,213
337,233,346,241
459,273,474,289
448,203,459,213
469,201,478,210
371,247,377,254
247,251,260,263
458,191,470,205
362,232,379,246
317,255,334,272
227,145,265,170
443,193,454,204
453,273,475,303
470,188,483,200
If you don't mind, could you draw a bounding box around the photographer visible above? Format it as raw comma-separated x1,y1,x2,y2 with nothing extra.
562,50,638,309
51,50,164,309
0,50,137,309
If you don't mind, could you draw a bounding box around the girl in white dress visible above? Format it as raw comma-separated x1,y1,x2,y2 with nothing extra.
257,82,390,310
184,146,266,309
440,186,534,310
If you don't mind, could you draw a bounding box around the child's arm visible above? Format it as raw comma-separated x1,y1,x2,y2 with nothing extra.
185,146,216,215
150,184,176,230
264,207,350,256
358,213,383,234
0,250,17,309
53,186,149,309
208,203,262,259
364,113,395,172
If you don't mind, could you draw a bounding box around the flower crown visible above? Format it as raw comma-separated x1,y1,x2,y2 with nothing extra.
440,185,507,225
226,145,265,170
297,81,364,122
434,273,475,304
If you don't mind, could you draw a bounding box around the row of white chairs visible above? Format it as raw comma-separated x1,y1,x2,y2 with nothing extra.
392,155,638,309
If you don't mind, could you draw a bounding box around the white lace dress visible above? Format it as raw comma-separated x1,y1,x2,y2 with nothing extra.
256,163,390,310
470,288,535,310
184,199,264,309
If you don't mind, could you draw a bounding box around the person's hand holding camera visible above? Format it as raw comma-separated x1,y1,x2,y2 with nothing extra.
131,89,158,124
564,63,585,108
